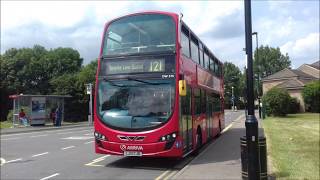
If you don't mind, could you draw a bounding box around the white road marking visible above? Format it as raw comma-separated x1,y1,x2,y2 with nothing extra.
221,114,245,134
0,158,6,166
164,171,176,180
61,146,75,150
30,134,48,138
40,173,60,180
32,152,49,157
1,137,21,141
84,140,94,144
80,130,91,132
62,136,94,140
0,127,91,137
6,158,22,164
85,155,110,167
57,132,75,135
221,123,233,134
155,170,170,180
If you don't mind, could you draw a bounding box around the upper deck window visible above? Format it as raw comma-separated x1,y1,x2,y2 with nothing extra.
103,14,176,56
181,25,190,57
204,51,209,70
190,35,199,63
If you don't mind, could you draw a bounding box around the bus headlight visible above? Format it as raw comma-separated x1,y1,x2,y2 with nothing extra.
159,132,177,142
94,131,107,141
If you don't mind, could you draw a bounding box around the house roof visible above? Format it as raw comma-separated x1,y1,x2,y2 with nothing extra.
310,61,320,70
275,79,306,90
291,69,315,78
262,68,314,81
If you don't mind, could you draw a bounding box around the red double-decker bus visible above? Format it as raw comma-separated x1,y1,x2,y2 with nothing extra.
94,11,224,158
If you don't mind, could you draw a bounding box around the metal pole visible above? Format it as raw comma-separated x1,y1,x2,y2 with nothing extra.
13,98,16,127
86,83,93,125
253,32,262,119
244,0,260,179
232,86,235,111
256,34,262,119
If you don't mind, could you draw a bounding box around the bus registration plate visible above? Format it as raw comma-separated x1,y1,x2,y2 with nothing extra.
124,151,142,157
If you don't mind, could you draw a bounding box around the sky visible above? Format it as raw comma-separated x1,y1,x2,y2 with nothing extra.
1,1,319,69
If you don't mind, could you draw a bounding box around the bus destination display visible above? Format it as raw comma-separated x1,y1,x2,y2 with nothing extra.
106,59,165,74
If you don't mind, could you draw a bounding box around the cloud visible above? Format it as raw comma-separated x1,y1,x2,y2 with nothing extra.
1,1,92,29
1,1,244,65
201,10,244,39
1,1,318,69
281,33,319,65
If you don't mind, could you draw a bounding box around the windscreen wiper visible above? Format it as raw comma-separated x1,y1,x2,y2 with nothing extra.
102,78,137,87
127,77,167,85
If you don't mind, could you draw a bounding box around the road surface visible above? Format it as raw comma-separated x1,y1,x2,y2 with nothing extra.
1,110,243,180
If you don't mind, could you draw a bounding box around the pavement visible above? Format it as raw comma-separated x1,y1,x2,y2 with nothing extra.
173,111,264,180
0,121,89,135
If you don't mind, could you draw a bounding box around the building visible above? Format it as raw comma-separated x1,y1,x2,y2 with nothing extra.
262,61,319,112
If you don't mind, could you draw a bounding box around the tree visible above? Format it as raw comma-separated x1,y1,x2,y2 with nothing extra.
0,45,84,121
78,59,98,86
223,62,243,109
302,81,320,112
49,59,98,122
253,45,291,95
262,87,291,116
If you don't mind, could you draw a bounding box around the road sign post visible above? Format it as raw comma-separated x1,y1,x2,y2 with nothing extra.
86,83,93,126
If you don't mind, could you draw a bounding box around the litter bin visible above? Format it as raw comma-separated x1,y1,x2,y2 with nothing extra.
240,136,267,180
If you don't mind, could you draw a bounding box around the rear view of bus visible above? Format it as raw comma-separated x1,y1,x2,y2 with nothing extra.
94,11,225,158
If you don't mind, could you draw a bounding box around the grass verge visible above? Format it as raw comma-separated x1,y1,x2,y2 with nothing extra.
263,113,319,179
0,121,13,129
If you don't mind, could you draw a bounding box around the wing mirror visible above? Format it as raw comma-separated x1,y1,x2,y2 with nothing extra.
179,80,186,96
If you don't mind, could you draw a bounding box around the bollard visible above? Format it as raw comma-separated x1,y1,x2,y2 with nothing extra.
240,137,248,179
240,136,267,180
259,137,267,179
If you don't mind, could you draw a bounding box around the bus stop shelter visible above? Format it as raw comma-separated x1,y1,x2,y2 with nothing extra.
9,94,71,127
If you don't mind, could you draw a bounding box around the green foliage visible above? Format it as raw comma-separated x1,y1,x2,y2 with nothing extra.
288,97,300,114
223,62,244,109
0,121,13,129
263,87,291,116
78,59,97,85
6,110,14,122
253,45,291,96
302,81,320,113
0,45,93,122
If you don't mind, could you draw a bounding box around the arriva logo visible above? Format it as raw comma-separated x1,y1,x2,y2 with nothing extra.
120,145,143,151
120,145,126,151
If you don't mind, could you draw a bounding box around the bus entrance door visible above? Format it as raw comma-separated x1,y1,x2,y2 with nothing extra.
180,86,193,153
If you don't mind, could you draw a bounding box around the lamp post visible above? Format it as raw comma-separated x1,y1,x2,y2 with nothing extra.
244,0,260,179
252,32,262,119
85,83,93,125
232,86,235,111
